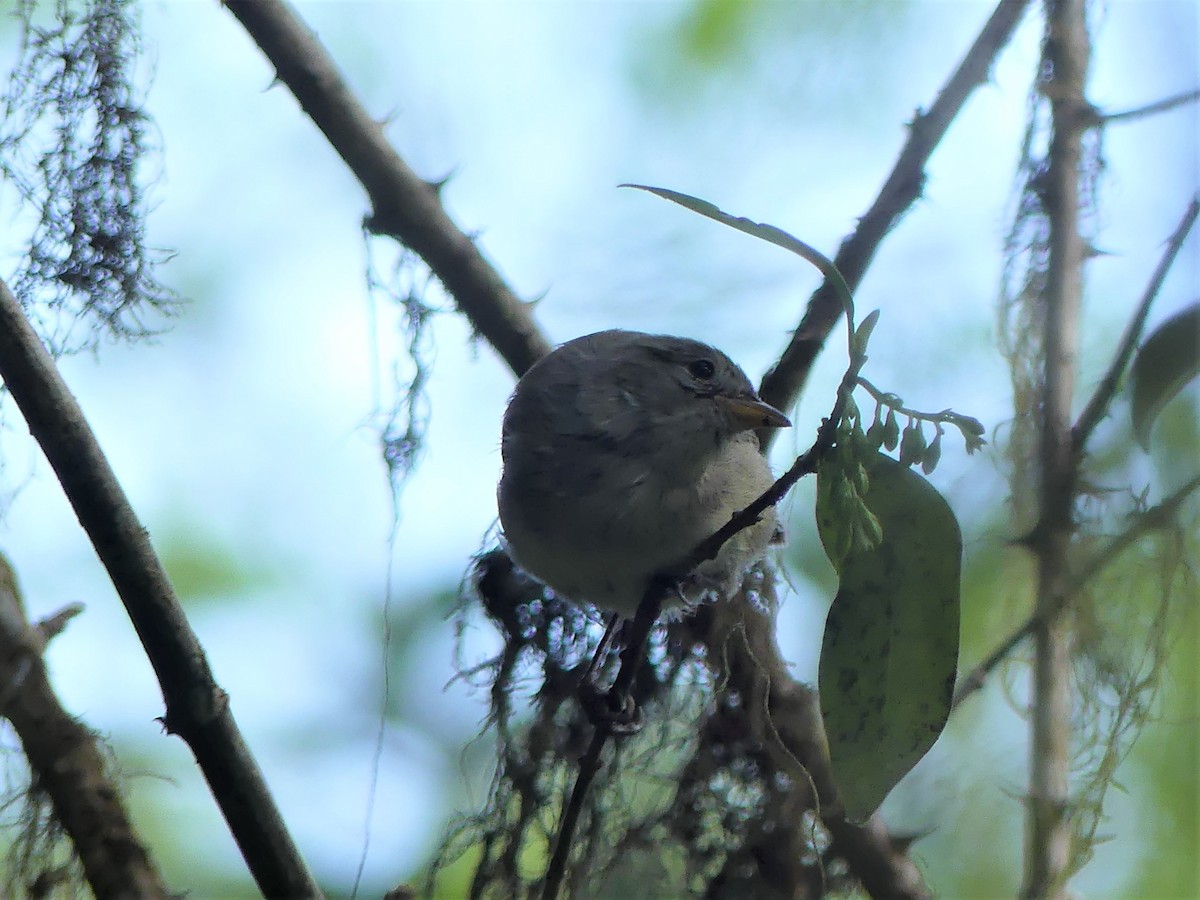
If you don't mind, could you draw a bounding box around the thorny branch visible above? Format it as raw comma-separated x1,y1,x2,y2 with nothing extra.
1072,196,1200,449
0,275,321,899
758,0,1033,439
219,0,551,377
1098,88,1200,125
0,553,168,899
951,473,1200,710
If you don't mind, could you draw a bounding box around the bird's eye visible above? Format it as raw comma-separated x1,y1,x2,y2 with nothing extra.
688,358,716,379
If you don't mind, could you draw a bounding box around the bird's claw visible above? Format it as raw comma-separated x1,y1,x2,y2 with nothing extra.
580,680,644,736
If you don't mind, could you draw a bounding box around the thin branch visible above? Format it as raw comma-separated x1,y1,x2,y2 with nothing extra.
1099,89,1200,124
220,0,551,378
31,602,84,645
540,591,663,900
952,472,1200,709
0,276,321,898
951,622,1033,711
1070,475,1200,588
1027,1,1092,889
0,554,169,899
855,377,959,424
856,375,988,448
758,0,1033,443
1072,196,1200,449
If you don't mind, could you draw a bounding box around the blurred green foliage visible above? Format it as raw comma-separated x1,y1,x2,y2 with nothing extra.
628,0,912,119
158,525,282,607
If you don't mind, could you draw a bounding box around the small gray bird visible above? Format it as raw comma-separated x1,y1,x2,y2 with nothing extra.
498,329,790,618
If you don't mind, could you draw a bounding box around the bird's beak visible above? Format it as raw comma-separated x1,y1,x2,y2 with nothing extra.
717,394,791,430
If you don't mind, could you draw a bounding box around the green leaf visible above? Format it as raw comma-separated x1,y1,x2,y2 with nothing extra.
677,0,760,63
853,308,882,357
881,408,899,450
898,420,927,467
1131,301,1200,449
817,454,962,822
921,430,943,474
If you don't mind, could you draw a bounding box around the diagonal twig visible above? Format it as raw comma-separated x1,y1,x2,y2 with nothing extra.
1072,195,1200,449
758,0,1033,444
952,472,1200,710
220,0,552,378
0,275,321,898
1099,89,1200,125
0,554,169,899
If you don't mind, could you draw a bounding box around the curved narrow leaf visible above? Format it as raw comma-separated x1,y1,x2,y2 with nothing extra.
618,183,856,333
816,454,962,822
1131,301,1200,449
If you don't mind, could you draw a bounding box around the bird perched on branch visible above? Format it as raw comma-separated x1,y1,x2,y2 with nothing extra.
498,329,789,618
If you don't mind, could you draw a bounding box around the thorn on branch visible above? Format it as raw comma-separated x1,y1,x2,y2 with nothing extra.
952,472,1200,710
425,168,456,194
1097,88,1200,125
1072,196,1200,451
35,602,85,647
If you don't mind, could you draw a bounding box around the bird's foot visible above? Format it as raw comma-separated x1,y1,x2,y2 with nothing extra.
653,568,731,610
579,679,644,736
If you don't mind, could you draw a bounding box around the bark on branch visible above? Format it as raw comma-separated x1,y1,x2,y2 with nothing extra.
220,0,552,378
1024,1,1091,895
0,555,168,899
0,276,320,899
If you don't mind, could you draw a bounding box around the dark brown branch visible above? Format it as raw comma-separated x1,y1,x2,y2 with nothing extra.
1099,89,1200,124
0,276,321,898
952,472,1200,709
0,556,168,899
220,0,552,378
1072,196,1200,449
758,0,1033,443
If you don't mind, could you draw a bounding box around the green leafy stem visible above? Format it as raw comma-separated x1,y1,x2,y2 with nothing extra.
853,376,987,474
620,184,861,358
